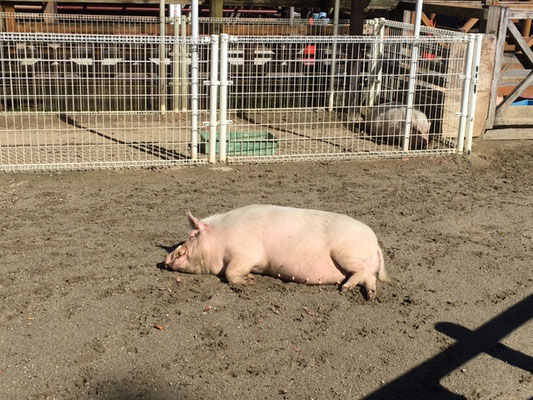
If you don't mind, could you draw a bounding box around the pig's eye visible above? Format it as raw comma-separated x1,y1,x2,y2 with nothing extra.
189,230,200,239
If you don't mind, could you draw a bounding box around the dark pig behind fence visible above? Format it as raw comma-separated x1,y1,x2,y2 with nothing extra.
366,103,431,150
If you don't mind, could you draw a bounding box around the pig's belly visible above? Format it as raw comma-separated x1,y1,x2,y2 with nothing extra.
257,254,347,285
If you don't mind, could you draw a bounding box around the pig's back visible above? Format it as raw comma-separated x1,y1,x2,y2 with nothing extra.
204,204,377,260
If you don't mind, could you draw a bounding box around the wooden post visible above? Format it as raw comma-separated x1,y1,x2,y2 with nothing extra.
347,0,371,113
522,18,531,39
483,5,501,34
3,3,15,32
210,0,223,35
486,6,509,130
43,1,58,14
0,3,4,32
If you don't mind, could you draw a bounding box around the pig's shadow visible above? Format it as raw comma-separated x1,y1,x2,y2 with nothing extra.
156,242,185,270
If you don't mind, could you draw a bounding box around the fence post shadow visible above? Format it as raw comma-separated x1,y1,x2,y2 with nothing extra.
58,114,190,161
362,294,533,399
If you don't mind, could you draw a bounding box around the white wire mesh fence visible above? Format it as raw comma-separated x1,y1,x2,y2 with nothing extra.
0,15,481,171
196,17,352,36
0,33,211,170
220,29,476,162
1,12,351,37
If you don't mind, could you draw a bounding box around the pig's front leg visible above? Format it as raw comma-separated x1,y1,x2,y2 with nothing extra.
225,257,255,285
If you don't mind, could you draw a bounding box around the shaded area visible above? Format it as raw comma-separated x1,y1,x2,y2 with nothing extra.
59,114,190,161
363,294,533,399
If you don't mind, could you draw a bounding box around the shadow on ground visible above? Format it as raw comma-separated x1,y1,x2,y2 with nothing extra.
363,294,533,399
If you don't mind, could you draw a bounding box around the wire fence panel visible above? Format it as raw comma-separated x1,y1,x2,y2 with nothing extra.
0,14,478,170
221,33,471,163
1,13,353,37
1,12,166,35
0,33,211,171
196,17,352,36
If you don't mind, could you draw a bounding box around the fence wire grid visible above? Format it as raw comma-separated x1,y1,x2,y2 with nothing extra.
222,32,472,162
0,15,480,171
0,33,211,170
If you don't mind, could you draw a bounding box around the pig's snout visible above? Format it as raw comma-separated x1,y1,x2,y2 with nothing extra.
164,252,175,267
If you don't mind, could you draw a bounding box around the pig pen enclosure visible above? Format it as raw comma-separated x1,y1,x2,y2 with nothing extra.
0,14,482,171
2,13,531,400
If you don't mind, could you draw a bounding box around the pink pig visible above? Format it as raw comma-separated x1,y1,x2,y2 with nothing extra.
164,205,389,300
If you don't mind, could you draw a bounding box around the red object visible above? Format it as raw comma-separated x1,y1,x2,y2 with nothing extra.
302,45,316,66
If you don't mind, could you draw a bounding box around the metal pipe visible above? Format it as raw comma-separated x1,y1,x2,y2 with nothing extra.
172,14,179,112
465,34,483,156
180,15,187,112
219,34,229,162
456,34,475,154
159,0,166,114
208,35,219,164
327,0,340,111
402,0,423,151
190,0,199,160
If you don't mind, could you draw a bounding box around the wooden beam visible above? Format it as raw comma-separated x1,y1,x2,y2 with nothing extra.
398,0,488,19
460,18,479,33
495,69,533,116
506,20,533,68
421,12,433,28
2,0,186,3
509,10,533,20
0,0,399,10
484,128,533,140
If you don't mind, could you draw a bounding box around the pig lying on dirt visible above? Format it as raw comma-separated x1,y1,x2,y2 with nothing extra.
367,102,431,150
164,205,389,300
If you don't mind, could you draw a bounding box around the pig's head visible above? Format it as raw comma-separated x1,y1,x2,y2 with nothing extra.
163,213,209,274
411,115,431,149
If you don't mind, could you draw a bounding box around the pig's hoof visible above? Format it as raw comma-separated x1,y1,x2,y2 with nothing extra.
340,284,354,293
366,289,377,301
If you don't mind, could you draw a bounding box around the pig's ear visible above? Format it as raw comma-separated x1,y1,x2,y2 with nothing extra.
187,212,207,231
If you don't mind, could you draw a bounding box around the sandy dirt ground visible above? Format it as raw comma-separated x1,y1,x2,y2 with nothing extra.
0,139,532,400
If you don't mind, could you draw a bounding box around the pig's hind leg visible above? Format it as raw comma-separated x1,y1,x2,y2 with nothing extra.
332,252,377,300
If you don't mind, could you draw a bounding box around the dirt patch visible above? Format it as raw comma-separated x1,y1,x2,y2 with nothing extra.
1,139,532,400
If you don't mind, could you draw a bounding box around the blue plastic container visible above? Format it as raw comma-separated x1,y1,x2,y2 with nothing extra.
510,99,533,106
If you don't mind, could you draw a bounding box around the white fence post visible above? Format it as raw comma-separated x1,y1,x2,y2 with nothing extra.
172,15,180,112
402,0,423,151
208,35,219,163
456,34,475,154
219,33,229,162
327,0,340,112
159,0,166,114
190,0,199,160
180,15,187,112
465,33,483,156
